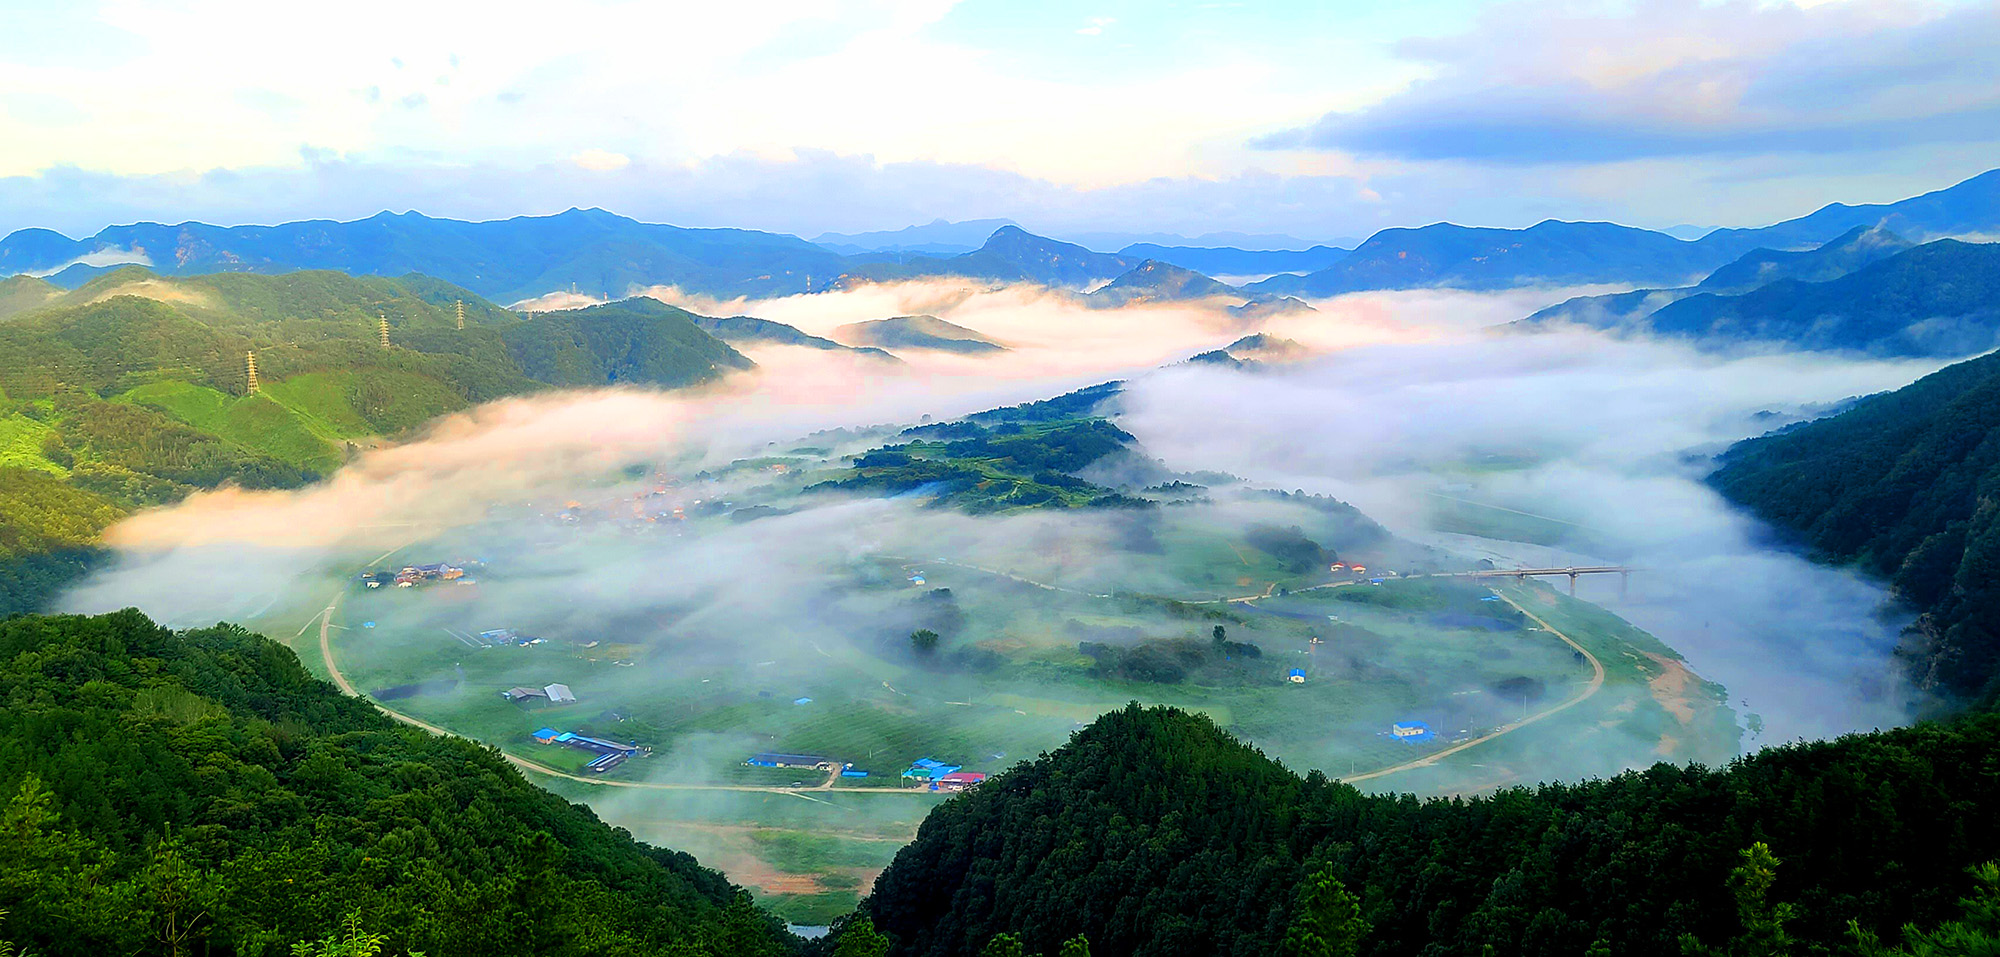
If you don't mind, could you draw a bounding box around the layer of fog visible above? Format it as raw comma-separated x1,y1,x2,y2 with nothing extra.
1116,332,1943,741
56,276,1929,763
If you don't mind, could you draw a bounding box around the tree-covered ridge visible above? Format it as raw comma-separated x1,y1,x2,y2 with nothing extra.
855,704,2000,957
1709,347,2000,704
0,610,796,957
807,382,1140,513
1640,239,2000,356
0,274,754,615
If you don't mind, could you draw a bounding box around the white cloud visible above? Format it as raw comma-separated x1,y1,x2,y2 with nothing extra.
571,149,631,171
1261,0,2000,163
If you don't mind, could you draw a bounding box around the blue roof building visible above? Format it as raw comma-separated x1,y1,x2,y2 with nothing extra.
1391,721,1435,743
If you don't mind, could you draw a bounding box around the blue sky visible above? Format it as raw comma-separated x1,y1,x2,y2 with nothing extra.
0,0,1993,242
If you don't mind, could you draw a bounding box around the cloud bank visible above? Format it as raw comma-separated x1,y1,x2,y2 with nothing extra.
1263,0,2000,164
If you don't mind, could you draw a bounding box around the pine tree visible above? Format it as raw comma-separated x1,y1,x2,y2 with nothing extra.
1683,843,1795,957
981,933,1028,957
1280,866,1369,957
832,917,891,957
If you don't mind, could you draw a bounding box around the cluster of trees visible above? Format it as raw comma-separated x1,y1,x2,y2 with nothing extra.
853,703,2000,957
1710,344,2000,705
1078,627,1266,686
0,610,796,956
816,417,1144,514
1244,524,1336,574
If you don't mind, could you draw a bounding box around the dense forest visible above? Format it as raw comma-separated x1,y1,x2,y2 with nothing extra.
848,703,2000,957
0,270,757,616
1710,346,2000,704
0,609,796,956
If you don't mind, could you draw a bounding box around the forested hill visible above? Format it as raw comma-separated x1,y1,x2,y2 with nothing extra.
1709,347,2000,704
850,704,2000,957
0,272,751,617
0,609,797,956
1639,239,2000,356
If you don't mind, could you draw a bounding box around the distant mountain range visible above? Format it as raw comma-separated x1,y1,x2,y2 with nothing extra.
1253,168,2000,297
1115,243,1350,278
1524,225,1917,329
1523,237,2000,357
5,169,1998,308
811,218,1021,256
0,208,851,304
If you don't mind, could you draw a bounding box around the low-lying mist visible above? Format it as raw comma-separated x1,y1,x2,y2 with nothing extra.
1116,331,1943,741
60,279,1940,775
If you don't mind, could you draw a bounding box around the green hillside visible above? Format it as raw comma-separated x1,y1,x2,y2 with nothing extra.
0,274,755,614
855,704,2000,957
0,609,796,956
1710,347,2000,703
499,297,753,386
0,274,60,319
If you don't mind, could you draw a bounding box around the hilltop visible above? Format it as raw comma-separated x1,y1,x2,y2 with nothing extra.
1084,260,1241,307
833,315,1007,354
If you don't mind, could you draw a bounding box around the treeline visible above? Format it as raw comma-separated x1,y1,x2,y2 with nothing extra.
1709,345,2000,705
850,704,2000,957
0,610,796,956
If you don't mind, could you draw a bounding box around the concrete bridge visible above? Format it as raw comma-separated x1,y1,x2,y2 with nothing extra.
1440,565,1633,597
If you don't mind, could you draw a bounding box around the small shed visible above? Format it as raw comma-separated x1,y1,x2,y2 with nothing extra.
793,697,813,706
544,683,577,704
1288,669,1307,684
532,727,561,744
502,687,546,702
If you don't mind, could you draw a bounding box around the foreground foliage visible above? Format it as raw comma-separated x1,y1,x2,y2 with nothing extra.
854,704,2000,957
0,610,794,957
